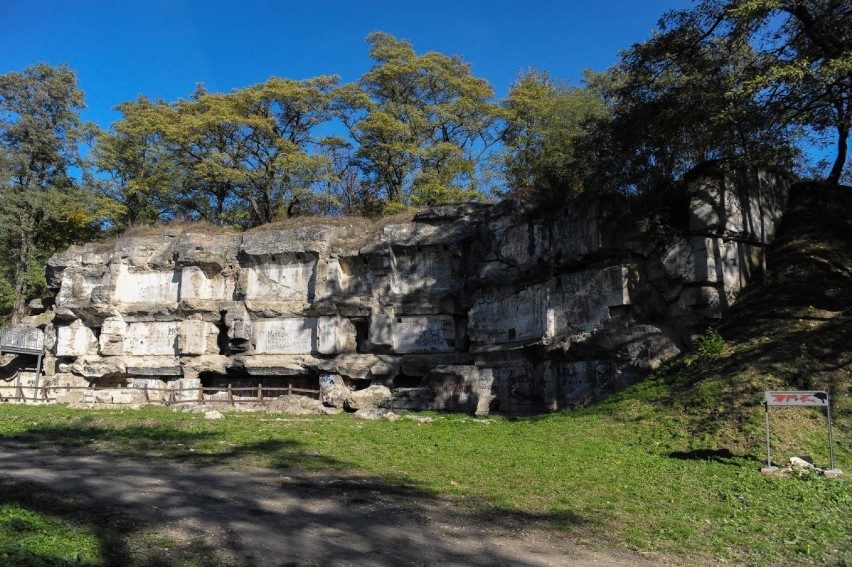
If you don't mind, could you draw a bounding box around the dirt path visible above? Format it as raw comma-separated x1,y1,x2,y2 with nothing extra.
0,442,670,566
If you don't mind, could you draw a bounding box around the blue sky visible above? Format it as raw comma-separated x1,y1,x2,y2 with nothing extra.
1,0,694,130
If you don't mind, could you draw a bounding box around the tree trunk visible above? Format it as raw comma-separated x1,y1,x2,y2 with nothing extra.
10,228,31,326
827,122,848,185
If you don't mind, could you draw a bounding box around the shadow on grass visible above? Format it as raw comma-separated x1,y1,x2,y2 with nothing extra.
0,420,593,566
1,421,347,472
0,476,232,567
667,448,761,466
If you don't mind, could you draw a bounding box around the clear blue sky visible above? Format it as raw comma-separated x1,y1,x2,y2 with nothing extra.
1,0,694,130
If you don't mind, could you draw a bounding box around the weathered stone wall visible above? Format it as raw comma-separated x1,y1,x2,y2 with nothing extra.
33,167,791,414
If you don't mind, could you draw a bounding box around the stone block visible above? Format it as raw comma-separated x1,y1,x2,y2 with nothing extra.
241,354,313,376
242,254,316,302
550,360,613,409
55,270,101,308
421,365,483,412
344,385,392,411
391,316,456,353
113,264,180,304
390,247,458,296
320,374,352,407
56,320,98,357
179,266,233,301
68,356,126,378
369,314,394,349
179,319,220,355
123,356,182,376
490,362,537,416
99,316,126,356
678,286,723,317
253,318,316,354
469,287,544,346
124,322,180,356
317,316,356,354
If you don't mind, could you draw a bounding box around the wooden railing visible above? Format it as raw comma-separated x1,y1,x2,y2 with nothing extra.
0,383,320,405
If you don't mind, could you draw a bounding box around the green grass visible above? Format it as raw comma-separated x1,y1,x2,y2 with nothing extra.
0,391,848,566
0,502,101,565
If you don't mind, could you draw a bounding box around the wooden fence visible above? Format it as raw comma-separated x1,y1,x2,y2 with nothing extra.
0,382,320,405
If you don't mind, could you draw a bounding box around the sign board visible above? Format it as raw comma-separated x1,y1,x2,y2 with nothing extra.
765,391,828,407
763,389,837,473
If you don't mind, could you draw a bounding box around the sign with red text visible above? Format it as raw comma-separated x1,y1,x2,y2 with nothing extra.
764,391,828,407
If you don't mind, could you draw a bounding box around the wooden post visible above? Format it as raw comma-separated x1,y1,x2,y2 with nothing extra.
288,383,293,397
144,385,149,402
197,386,203,403
228,383,234,406
32,354,43,402
258,383,263,402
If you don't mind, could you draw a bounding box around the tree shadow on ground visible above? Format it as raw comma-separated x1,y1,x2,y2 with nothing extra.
0,428,595,567
0,476,233,567
667,448,761,466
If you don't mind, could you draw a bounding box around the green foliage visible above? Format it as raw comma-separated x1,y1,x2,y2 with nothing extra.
501,69,609,203
99,77,338,229
589,7,802,202
335,32,502,211
0,64,108,323
725,0,852,183
696,328,727,361
598,0,850,194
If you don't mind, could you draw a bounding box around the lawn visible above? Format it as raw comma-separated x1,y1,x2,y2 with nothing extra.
0,381,848,566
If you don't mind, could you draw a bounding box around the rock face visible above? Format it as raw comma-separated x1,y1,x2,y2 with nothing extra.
42,167,791,415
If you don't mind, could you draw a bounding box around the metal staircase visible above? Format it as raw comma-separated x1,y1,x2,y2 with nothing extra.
0,327,46,401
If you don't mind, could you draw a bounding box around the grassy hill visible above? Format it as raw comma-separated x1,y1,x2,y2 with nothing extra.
608,180,851,460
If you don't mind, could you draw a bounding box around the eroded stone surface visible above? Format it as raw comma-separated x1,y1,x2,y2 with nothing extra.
42,166,792,414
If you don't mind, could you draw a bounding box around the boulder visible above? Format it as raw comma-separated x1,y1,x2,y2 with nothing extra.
344,385,392,412
266,395,325,415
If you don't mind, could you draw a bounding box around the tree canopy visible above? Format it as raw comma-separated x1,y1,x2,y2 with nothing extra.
0,64,106,323
335,32,502,212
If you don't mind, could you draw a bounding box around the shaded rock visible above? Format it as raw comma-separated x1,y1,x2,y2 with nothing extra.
266,395,325,415
353,408,400,421
345,385,392,412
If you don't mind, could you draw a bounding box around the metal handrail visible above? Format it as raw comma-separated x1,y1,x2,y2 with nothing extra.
0,327,45,354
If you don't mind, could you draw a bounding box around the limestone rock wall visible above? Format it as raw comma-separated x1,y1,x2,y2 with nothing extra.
41,167,791,414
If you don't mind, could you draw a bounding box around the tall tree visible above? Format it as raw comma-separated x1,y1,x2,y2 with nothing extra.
0,64,104,324
590,4,803,202
94,97,178,229
724,0,852,183
101,77,338,229
501,70,609,203
335,32,502,211
604,0,851,190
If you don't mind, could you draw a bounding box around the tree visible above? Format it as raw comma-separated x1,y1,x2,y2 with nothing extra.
0,64,105,324
724,0,852,184
94,97,179,229
604,0,851,191
101,77,338,229
501,69,609,203
589,4,803,205
335,32,502,211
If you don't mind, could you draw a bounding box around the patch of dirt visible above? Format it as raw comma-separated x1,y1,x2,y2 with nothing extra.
0,443,683,567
